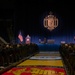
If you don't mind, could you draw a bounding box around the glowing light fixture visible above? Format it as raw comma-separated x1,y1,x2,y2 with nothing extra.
43,12,58,31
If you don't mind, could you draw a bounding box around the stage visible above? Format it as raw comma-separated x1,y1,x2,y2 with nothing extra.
38,44,60,51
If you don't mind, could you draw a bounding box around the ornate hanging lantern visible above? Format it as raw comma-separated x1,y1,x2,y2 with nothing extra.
43,12,58,31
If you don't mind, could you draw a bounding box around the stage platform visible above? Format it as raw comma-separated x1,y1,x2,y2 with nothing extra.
38,44,60,51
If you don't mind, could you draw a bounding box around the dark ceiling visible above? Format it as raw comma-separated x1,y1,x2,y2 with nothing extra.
0,0,15,9
0,0,74,18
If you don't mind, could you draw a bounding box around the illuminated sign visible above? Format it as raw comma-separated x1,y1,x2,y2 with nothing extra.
43,12,58,31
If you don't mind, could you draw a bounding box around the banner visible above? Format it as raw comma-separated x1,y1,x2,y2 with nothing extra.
2,67,67,75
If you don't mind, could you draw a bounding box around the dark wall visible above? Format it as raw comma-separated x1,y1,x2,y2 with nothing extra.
0,9,15,42
0,0,75,44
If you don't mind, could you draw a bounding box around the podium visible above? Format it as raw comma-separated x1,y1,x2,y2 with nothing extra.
25,35,31,45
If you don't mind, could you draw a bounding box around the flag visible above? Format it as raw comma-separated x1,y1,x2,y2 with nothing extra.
18,32,23,42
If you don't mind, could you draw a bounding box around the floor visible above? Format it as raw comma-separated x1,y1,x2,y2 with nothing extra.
2,51,67,75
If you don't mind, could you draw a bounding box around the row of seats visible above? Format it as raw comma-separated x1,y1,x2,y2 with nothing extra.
0,43,39,70
59,43,75,75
